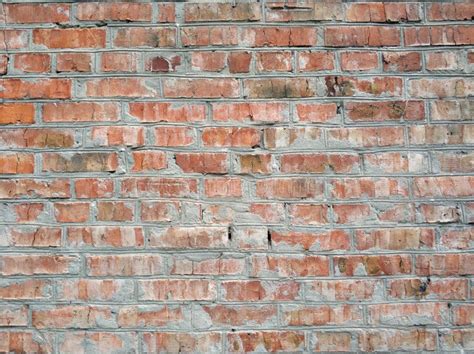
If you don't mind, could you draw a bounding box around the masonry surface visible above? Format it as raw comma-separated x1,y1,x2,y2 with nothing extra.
0,1,473,352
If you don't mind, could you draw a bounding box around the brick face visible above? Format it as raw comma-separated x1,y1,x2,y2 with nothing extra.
0,1,472,352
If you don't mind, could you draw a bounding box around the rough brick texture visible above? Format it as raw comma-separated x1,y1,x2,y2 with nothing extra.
0,1,473,352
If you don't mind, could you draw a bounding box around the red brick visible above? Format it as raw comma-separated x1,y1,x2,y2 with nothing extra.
15,203,45,223
77,3,152,22
147,227,228,249
228,51,252,73
138,280,216,301
340,51,378,71
415,254,474,276
184,3,261,22
5,3,70,23
163,78,239,98
383,52,421,72
426,51,461,71
413,176,474,198
33,28,106,48
6,227,61,248
191,51,226,72
364,152,428,173
333,204,375,224
346,3,421,22
158,3,175,23
359,329,436,352
202,127,260,147
369,303,448,326
145,55,181,72
43,102,119,122
311,332,353,352
0,254,79,275
75,178,113,199
212,102,288,123
85,78,159,98
129,102,206,123
0,179,70,199
346,100,424,121
298,51,335,71
121,177,197,198
181,26,238,47
0,30,28,50
409,78,473,98
453,305,474,325
328,127,404,148
201,305,277,326
306,279,381,301
271,230,350,251
240,27,316,47
144,333,221,353
204,178,242,198
256,178,324,200
97,201,134,222
101,52,139,72
244,78,316,98
335,255,412,276
117,305,185,328
54,202,90,223
56,332,136,353
42,152,118,173
141,201,179,222
404,26,474,46
327,76,403,97
256,51,292,72
57,279,134,301
175,153,227,174
32,305,116,329
67,227,143,248
330,178,408,199
440,228,474,250
86,255,163,276
0,55,7,75
355,228,435,250
427,3,474,21
237,154,272,174
389,278,468,300
227,331,304,352
0,305,28,326
90,126,144,147
289,204,329,225
325,26,400,47
282,304,363,326
0,79,71,99
171,256,245,275
0,332,52,353
281,153,360,174
113,27,176,47
14,53,50,73
0,279,52,300
131,151,167,172
0,153,34,174
251,255,329,277
56,53,92,72
0,103,35,125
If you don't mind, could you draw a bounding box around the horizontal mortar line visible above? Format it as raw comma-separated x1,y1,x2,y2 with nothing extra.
2,299,471,306
2,73,474,79
2,45,474,54
2,21,474,29
1,97,473,102
3,46,474,53
0,248,472,255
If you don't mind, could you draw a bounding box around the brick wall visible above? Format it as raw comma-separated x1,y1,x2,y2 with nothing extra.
0,1,473,352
